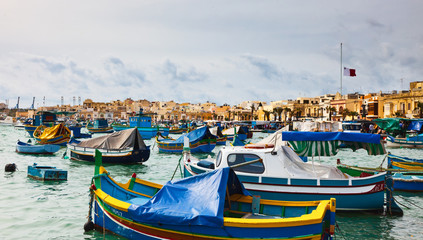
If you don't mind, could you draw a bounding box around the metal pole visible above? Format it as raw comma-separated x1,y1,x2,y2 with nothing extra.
340,43,343,96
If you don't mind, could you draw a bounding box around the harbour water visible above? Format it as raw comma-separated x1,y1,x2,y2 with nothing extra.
1,125,422,239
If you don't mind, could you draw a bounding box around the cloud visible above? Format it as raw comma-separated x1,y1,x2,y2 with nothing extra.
160,59,208,83
242,54,282,81
28,57,66,74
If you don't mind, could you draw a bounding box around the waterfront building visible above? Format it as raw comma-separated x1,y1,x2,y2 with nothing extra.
378,81,423,118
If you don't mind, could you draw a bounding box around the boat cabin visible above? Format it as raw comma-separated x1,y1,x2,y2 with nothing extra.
129,109,154,128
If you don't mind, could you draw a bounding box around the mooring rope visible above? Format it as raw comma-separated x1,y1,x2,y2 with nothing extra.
171,155,183,180
394,194,423,210
335,222,348,240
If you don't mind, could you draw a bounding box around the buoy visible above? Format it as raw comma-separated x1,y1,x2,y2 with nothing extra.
5,163,17,172
84,220,94,232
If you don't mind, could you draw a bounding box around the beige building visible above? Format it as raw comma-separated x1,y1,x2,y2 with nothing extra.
378,81,423,118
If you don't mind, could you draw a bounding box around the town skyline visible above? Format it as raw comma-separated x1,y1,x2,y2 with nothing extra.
4,80,423,123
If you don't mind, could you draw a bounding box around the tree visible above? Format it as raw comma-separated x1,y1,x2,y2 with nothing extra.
394,111,404,118
417,101,423,118
263,110,270,121
250,104,256,120
275,107,283,121
283,107,292,122
341,108,350,120
348,111,359,120
326,106,336,121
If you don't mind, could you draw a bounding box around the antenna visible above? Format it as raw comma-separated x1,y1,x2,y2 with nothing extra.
61,96,64,106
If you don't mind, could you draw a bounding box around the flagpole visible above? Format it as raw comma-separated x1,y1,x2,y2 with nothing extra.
340,42,343,96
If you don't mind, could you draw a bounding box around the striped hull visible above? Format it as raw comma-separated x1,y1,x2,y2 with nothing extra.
113,126,170,139
69,148,150,164
184,163,385,211
34,135,70,146
94,196,329,240
24,125,37,137
157,139,216,153
226,134,247,141
216,136,227,145
87,126,114,134
386,140,423,148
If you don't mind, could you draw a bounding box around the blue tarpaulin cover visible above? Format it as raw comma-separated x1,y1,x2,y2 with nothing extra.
162,126,215,143
282,132,381,144
128,167,250,227
407,121,423,132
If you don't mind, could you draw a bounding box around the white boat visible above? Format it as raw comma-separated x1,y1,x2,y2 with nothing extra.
14,120,25,129
183,131,402,214
386,135,423,149
0,116,14,126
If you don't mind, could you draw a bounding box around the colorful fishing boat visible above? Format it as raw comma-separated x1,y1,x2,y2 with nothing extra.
33,123,71,146
16,140,60,154
385,133,423,148
222,126,247,141
24,111,57,137
184,132,402,214
337,159,423,192
86,119,114,134
112,109,169,139
169,126,188,134
27,163,67,181
156,126,216,153
86,150,336,240
388,154,423,170
67,128,150,164
210,126,227,145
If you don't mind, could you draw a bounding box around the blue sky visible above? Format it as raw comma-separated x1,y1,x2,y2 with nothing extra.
1,0,422,108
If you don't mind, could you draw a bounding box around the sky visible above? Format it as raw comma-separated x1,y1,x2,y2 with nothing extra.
1,0,423,108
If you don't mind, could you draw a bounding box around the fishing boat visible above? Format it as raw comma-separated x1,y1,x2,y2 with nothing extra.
33,123,71,146
388,154,423,170
27,163,67,181
385,135,423,148
67,128,150,164
0,116,14,126
210,126,227,145
86,119,114,134
156,126,217,153
222,126,247,141
112,109,169,139
16,140,60,154
337,156,423,192
183,131,402,214
169,126,188,134
24,111,57,137
86,150,336,240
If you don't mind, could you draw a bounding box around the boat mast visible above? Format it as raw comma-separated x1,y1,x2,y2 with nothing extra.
340,43,343,96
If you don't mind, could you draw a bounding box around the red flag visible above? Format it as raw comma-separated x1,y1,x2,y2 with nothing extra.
344,67,356,77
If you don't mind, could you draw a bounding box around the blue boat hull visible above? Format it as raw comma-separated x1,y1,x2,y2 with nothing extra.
27,165,67,181
16,141,60,154
113,126,169,139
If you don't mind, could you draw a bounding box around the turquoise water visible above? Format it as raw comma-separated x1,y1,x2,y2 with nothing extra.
1,126,422,239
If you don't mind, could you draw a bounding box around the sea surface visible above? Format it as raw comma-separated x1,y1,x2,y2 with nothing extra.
1,125,422,240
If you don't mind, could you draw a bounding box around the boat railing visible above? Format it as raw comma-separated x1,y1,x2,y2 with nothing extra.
68,144,133,154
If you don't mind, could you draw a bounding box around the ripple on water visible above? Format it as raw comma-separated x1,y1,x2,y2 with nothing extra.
1,129,423,239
